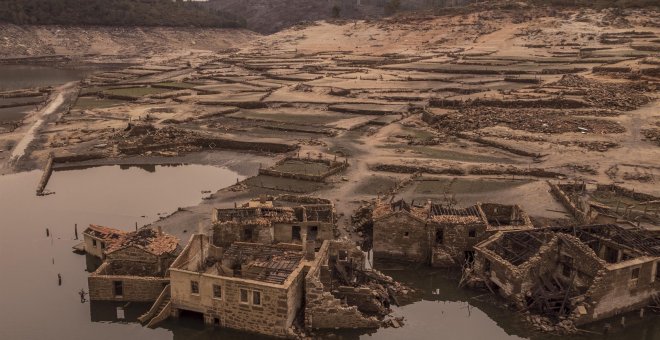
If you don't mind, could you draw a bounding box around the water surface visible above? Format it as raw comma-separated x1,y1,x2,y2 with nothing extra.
0,164,242,340
0,64,111,91
0,165,657,340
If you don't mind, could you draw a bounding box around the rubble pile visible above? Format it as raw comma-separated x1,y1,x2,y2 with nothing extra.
113,125,203,155
551,74,651,110
526,314,578,334
558,140,619,152
642,127,660,146
434,107,626,134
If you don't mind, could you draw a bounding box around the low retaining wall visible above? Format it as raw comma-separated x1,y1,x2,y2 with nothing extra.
119,137,297,155
595,184,658,202
258,157,349,182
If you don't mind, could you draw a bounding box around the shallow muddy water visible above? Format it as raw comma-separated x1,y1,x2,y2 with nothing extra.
0,165,657,340
0,64,112,91
0,164,243,340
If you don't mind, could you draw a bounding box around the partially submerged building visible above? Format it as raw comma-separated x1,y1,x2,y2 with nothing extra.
212,196,336,249
155,234,404,338
470,224,660,328
371,199,533,267
87,227,180,302
83,225,126,259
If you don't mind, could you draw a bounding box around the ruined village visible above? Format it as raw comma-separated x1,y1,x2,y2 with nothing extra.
0,1,659,339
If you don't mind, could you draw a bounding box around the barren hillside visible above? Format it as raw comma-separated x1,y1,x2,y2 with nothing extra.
0,25,258,58
205,0,435,33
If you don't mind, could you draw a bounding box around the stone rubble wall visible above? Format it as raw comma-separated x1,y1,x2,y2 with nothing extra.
576,256,659,325
88,272,168,302
373,212,429,262
304,241,380,330
304,274,380,330
549,182,590,224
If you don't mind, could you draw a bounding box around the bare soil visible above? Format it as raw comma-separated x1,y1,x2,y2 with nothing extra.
1,6,658,239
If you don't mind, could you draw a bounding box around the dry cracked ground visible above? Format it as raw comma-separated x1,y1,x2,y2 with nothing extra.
0,6,659,241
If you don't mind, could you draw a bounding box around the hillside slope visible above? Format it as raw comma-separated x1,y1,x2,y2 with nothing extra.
0,25,258,58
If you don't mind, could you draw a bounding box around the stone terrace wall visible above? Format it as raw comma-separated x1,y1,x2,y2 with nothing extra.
596,184,658,202
258,157,348,182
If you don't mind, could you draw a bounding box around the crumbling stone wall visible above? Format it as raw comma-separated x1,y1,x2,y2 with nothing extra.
107,245,177,275
212,222,272,247
549,182,590,224
88,263,168,302
273,222,334,248
373,212,429,262
473,245,525,297
119,136,297,156
304,243,379,330
432,221,487,267
576,257,659,325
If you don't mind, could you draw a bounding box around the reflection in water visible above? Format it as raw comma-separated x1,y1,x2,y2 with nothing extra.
0,64,121,91
85,253,103,273
0,165,242,340
90,301,152,323
0,166,657,340
120,164,158,173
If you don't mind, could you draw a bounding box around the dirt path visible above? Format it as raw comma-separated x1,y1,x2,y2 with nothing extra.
7,82,78,166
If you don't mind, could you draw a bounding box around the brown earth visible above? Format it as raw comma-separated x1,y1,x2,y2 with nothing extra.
0,6,658,241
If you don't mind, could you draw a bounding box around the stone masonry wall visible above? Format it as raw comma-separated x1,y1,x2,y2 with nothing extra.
577,257,659,325
373,212,428,262
304,241,379,330
432,221,487,266
548,182,589,224
88,273,168,302
212,222,271,247
304,274,380,330
170,269,300,338
107,246,158,263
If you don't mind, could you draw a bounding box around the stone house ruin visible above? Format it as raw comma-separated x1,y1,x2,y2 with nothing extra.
158,234,405,338
87,227,180,302
83,225,126,259
371,199,533,267
470,224,660,328
304,239,403,331
212,196,336,249
167,234,308,337
549,181,660,230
